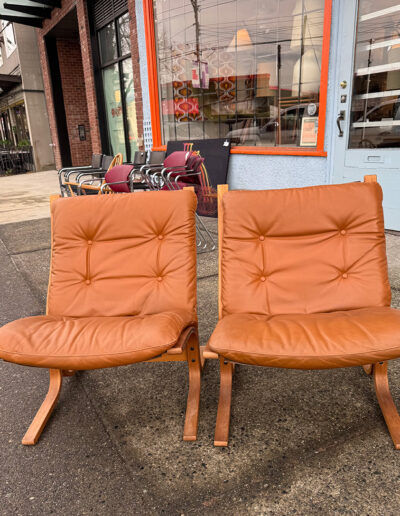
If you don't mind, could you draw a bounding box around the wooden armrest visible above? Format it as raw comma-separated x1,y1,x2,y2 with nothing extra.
167,326,196,355
203,350,218,359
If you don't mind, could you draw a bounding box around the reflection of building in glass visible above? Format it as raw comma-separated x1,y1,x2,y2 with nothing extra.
154,0,324,147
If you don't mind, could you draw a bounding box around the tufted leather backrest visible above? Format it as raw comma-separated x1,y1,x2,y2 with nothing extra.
47,190,197,319
220,182,391,316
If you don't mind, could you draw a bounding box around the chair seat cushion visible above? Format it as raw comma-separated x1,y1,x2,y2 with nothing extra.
207,307,400,369
0,310,194,370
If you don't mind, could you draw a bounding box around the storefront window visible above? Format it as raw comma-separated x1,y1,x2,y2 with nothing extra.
97,11,139,161
99,22,117,64
13,104,30,144
350,1,400,149
122,59,139,158
118,12,131,56
103,64,126,156
152,0,325,148
0,111,11,143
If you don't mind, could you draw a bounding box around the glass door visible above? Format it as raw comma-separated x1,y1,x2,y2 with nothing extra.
331,0,400,230
97,12,139,161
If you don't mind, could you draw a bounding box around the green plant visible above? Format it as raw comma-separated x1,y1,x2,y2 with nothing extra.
0,139,12,147
17,139,30,147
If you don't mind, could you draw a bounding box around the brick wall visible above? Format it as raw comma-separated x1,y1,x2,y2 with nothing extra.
37,0,102,169
56,38,92,166
37,0,144,168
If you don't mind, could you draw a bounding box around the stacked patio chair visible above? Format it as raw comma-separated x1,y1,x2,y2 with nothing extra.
142,150,216,251
76,154,123,195
58,153,104,196
99,151,149,194
99,150,165,194
79,151,150,195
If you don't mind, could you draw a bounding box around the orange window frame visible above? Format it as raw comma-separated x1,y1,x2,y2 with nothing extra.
143,0,332,157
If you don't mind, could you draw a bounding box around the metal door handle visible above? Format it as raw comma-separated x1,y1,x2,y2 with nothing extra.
337,111,345,137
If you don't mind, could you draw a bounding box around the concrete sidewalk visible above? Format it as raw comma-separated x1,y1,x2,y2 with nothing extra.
0,170,59,224
1,177,400,514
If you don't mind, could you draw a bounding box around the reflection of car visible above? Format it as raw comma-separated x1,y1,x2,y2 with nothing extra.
225,103,319,146
350,97,400,148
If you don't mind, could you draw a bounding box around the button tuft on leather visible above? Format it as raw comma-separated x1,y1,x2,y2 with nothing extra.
340,230,346,236
260,276,266,282
342,273,348,279
157,276,163,282
85,279,91,285
158,235,164,240
259,236,265,241
87,240,92,245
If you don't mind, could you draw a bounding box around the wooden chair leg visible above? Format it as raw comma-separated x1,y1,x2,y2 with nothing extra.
363,364,373,375
214,357,234,447
200,345,206,371
183,332,202,441
373,361,400,450
22,369,63,446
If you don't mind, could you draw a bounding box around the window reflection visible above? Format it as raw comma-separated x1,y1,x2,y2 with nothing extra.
99,22,117,65
118,13,131,56
153,0,325,147
350,1,400,148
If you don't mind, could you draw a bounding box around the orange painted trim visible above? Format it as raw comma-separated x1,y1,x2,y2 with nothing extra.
143,0,333,156
152,144,327,157
231,147,327,157
143,0,162,148
316,0,333,151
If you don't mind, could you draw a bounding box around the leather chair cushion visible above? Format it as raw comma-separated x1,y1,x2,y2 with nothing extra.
48,190,197,320
0,310,194,370
207,307,400,369
220,182,391,316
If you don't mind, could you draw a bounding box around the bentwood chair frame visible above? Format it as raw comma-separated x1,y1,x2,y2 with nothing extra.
204,176,400,448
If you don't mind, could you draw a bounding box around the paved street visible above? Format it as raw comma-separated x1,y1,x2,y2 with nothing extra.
1,173,400,514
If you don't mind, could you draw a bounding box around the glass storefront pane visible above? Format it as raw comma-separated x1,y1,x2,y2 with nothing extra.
99,22,117,65
349,1,400,148
153,0,325,147
102,64,126,158
13,104,30,144
118,13,131,56
122,58,139,159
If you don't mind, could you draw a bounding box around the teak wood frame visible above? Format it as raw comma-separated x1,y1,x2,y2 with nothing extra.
204,175,400,449
22,195,204,445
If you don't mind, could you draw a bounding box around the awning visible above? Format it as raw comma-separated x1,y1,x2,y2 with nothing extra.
0,0,59,28
0,73,21,94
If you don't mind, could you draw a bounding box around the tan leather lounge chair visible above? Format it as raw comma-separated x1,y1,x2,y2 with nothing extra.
0,189,202,445
205,176,400,448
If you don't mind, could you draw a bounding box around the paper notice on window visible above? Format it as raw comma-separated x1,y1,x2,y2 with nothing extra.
300,117,319,147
